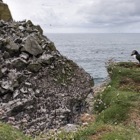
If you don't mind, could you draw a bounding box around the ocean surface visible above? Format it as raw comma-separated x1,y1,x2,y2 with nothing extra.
46,33,140,85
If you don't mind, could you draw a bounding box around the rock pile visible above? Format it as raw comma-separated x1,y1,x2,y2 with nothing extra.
0,20,94,135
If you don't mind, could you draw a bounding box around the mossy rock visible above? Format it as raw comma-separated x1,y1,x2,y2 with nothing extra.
27,63,42,73
0,2,12,21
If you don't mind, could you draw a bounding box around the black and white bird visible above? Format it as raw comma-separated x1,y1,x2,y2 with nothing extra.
131,50,140,63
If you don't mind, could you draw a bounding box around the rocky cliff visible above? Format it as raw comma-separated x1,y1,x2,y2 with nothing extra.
0,19,94,136
0,1,13,21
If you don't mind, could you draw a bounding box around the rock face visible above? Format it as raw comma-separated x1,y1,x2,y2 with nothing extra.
0,20,94,135
0,1,13,21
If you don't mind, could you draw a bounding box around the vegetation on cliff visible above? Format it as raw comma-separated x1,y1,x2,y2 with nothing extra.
0,1,13,21
0,122,31,140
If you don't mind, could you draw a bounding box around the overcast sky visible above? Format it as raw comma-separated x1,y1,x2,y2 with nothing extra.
3,0,140,33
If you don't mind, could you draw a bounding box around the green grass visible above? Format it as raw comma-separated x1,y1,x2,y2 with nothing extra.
0,122,31,140
94,62,140,124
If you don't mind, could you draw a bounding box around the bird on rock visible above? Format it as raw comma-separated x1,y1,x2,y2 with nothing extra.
131,50,140,63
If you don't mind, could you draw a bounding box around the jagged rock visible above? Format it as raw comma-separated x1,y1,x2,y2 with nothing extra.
0,19,94,136
13,90,20,98
47,42,56,51
11,58,28,70
23,35,43,56
5,38,19,55
39,53,54,65
34,25,43,35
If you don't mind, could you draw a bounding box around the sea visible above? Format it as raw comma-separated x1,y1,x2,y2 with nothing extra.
46,33,140,85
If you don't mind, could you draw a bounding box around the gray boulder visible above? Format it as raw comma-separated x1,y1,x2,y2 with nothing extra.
23,35,43,56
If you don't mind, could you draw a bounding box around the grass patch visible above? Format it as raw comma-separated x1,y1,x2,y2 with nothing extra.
0,122,31,140
95,62,140,124
101,125,140,140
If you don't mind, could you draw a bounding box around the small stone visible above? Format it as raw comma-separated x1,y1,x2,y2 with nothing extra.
13,90,20,98
21,118,28,123
19,26,25,30
1,80,12,90
0,109,4,116
25,82,32,87
35,89,40,94
20,87,28,94
20,52,29,60
3,51,10,59
8,117,15,121
62,124,79,132
1,67,8,74
39,54,54,64
14,38,22,44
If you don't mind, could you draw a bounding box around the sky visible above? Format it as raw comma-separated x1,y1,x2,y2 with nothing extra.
3,0,140,33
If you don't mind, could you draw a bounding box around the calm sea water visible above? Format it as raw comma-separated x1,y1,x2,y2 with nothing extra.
46,33,140,85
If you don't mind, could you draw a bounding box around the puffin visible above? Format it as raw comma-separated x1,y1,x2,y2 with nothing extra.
131,50,140,63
